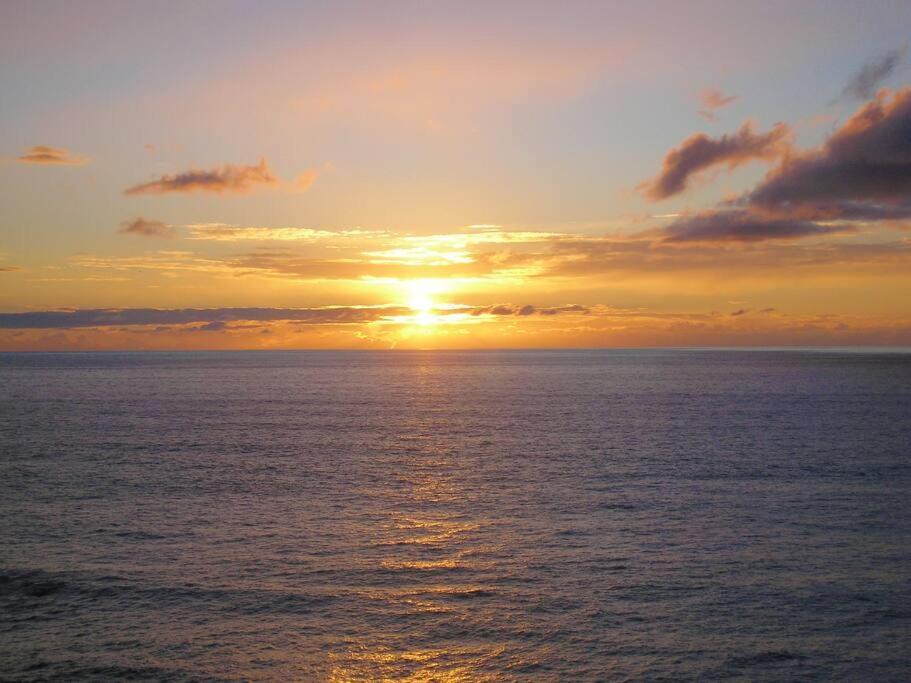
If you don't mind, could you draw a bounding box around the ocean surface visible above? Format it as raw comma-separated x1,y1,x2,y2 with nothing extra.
1,349,910,681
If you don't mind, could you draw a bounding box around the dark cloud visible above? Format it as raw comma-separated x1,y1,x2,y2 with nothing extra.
124,158,277,195
538,304,590,315
0,306,411,330
16,145,88,166
0,304,596,330
642,122,789,200
118,217,177,238
468,304,589,317
472,304,523,316
662,209,849,243
841,47,905,101
194,321,228,332
749,88,911,213
776,200,911,222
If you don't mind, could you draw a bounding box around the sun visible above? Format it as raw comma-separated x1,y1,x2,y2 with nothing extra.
403,280,447,326
406,288,434,314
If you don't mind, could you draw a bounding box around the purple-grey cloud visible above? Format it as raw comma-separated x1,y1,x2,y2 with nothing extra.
194,321,228,332
747,88,911,222
642,122,790,200
0,304,592,329
124,158,277,195
468,303,589,317
662,209,849,243
118,217,177,238
841,47,905,101
0,306,411,330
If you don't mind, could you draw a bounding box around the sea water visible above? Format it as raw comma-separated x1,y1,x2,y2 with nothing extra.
1,349,910,680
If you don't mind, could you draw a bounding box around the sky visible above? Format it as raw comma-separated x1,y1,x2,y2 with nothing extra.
2,0,911,350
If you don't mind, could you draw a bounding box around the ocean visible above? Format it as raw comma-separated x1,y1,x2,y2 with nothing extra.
1,349,910,681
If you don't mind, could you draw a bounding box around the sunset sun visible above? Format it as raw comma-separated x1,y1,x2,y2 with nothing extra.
403,280,447,326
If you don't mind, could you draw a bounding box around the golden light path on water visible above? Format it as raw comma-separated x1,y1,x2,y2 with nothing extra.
324,355,521,682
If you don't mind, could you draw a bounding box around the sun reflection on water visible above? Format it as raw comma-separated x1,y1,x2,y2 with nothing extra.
324,368,522,682
327,644,510,682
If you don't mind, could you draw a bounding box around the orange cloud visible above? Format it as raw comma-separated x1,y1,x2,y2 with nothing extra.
697,88,738,121
294,169,319,192
16,145,88,166
186,224,382,241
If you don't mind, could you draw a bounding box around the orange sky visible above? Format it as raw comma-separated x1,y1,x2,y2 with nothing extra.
2,1,910,349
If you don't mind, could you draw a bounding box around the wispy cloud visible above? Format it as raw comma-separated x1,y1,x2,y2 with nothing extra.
16,145,88,166
186,224,384,242
228,249,493,280
124,158,278,195
118,217,177,238
294,169,319,192
72,251,230,274
698,88,737,121
641,122,790,200
841,47,905,101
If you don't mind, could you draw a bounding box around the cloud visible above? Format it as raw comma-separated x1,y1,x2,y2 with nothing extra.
229,249,495,280
16,145,88,166
470,304,533,316
193,321,228,332
522,233,911,281
124,158,278,195
641,121,790,200
118,217,177,238
294,169,319,192
0,306,413,330
661,209,849,243
187,224,384,241
538,304,589,315
748,88,911,213
467,303,589,317
72,251,229,274
841,47,905,101
0,303,597,331
698,88,737,121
